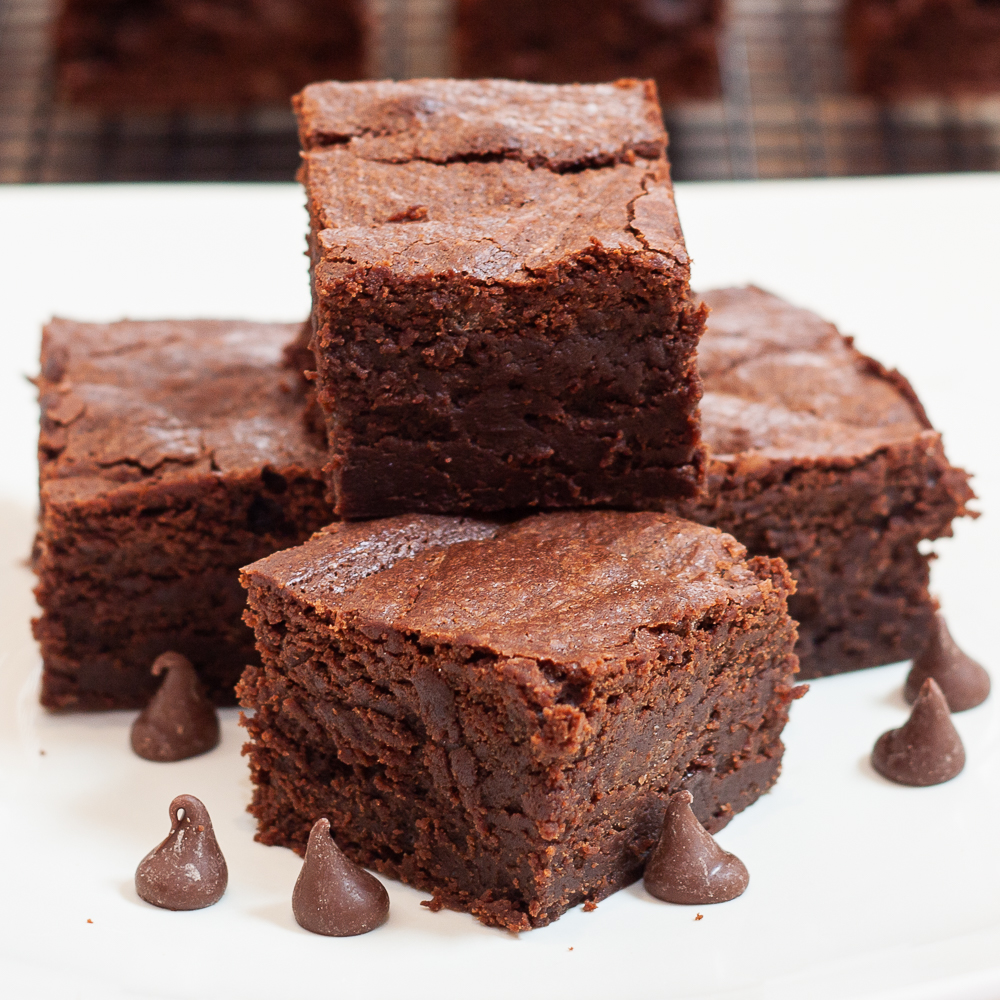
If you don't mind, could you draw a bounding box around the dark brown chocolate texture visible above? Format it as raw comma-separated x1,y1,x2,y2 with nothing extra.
130,652,221,762
665,287,975,679
32,317,331,711
292,819,390,936
846,0,1000,99
294,78,707,518
872,678,966,786
456,0,722,102
135,795,228,910
643,791,749,904
53,0,367,110
905,614,990,712
238,510,801,930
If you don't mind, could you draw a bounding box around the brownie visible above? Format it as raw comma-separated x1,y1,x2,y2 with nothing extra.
664,287,975,679
456,0,722,102
33,318,331,711
295,78,707,519
846,0,1000,97
53,0,367,109
238,510,801,930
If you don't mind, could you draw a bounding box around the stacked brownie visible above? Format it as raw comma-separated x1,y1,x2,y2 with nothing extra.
293,78,707,517
31,77,972,930
234,79,801,930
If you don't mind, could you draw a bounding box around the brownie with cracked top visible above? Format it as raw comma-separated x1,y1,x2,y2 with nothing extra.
665,287,975,679
294,78,707,518
238,509,801,930
53,0,367,110
33,318,331,710
456,0,722,102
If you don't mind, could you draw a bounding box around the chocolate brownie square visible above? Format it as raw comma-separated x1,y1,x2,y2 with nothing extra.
294,78,707,518
665,287,975,679
53,0,367,109
33,318,331,711
846,0,1000,98
456,0,722,102
238,510,801,930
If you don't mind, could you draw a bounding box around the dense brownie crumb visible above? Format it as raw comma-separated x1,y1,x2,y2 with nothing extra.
455,0,722,102
295,79,707,518
33,318,331,710
239,510,800,930
666,287,975,679
53,0,367,109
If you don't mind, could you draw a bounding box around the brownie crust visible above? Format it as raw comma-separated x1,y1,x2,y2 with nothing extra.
667,287,975,678
239,511,800,930
33,318,331,710
54,0,367,109
295,79,707,519
456,0,722,102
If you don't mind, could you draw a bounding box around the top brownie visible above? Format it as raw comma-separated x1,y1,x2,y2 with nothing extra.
295,79,706,519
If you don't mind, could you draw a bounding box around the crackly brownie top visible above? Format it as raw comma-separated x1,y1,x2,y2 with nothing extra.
38,318,324,498
295,78,666,164
297,79,688,282
697,286,930,462
242,510,783,670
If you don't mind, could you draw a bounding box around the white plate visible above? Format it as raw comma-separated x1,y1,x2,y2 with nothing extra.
0,178,998,1000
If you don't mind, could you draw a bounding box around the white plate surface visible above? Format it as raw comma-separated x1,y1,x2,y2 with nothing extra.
0,177,998,1000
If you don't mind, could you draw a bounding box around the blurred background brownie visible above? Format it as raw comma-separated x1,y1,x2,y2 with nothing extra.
296,78,707,518
53,0,368,109
846,0,1000,98
239,510,801,930
33,318,331,710
456,0,722,102
666,287,975,679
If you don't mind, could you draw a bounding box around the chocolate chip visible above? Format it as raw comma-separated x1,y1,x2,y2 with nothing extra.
643,791,749,905
135,795,228,910
130,652,220,762
872,677,965,786
905,614,990,712
292,818,390,936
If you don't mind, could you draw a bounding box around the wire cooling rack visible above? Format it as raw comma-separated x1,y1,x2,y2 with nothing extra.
2,0,1000,183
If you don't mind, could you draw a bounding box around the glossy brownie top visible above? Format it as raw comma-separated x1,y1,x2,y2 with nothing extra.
38,318,324,500
297,79,688,282
242,510,784,671
698,286,930,461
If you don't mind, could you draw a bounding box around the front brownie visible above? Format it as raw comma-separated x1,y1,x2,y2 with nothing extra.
456,0,722,102
295,78,707,518
54,0,366,109
239,511,800,930
33,319,331,710
666,287,975,679
846,0,1000,98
